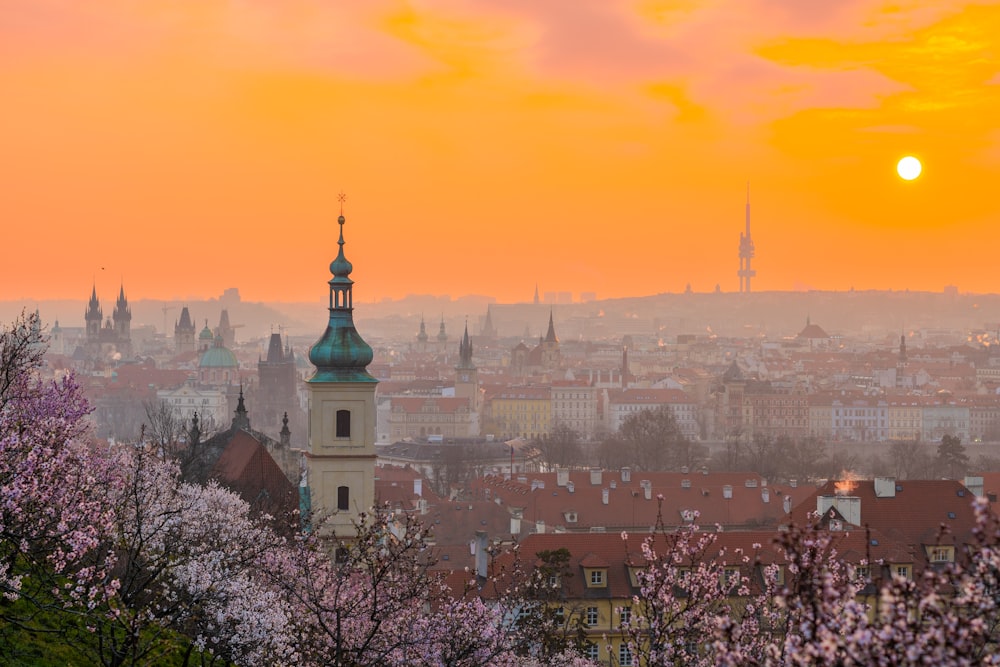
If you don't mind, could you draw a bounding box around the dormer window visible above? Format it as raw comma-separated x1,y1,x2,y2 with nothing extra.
927,546,954,563
587,568,606,587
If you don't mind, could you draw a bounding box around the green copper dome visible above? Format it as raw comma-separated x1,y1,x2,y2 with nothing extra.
308,213,377,384
199,321,214,341
200,335,238,368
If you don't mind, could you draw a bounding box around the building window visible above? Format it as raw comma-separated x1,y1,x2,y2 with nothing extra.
586,606,598,626
619,643,634,666
589,569,605,586
337,485,350,511
619,607,631,625
929,547,953,563
336,409,351,438
585,644,599,661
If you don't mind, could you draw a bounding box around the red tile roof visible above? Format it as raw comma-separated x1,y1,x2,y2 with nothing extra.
788,479,980,567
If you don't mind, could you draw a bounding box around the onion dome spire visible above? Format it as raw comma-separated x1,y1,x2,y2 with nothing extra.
308,204,376,383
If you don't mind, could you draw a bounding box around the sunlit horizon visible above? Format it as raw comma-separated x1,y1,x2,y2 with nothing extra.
3,1,999,303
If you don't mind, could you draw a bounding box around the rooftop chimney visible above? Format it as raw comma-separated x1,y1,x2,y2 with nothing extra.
641,480,652,500
414,478,423,497
817,495,861,527
964,475,985,498
536,519,546,534
556,468,569,487
783,495,792,513
874,477,896,498
621,467,631,482
761,488,770,503
723,485,733,499
567,481,575,493
590,468,603,486
474,530,488,579
602,488,609,505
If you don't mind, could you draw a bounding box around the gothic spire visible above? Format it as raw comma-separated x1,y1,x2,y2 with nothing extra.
544,309,558,343
86,283,102,322
232,384,250,430
417,314,429,343
458,319,474,369
437,315,448,342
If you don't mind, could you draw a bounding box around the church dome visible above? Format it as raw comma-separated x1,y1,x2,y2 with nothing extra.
309,318,374,379
199,335,238,369
199,322,215,341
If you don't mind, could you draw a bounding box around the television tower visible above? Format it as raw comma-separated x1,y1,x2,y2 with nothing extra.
738,184,756,293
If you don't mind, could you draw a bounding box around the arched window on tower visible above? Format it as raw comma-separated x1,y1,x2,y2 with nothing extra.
336,409,351,438
337,485,349,511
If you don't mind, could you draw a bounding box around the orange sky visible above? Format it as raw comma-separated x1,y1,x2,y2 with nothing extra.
2,0,999,304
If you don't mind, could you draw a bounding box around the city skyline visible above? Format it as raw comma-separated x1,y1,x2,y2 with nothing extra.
3,1,999,303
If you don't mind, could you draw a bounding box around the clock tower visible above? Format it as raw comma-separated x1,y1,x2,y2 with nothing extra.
304,206,377,536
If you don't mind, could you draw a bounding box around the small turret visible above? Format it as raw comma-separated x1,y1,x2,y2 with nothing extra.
232,385,250,431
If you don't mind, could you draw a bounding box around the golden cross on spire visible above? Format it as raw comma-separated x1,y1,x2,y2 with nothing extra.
338,191,347,216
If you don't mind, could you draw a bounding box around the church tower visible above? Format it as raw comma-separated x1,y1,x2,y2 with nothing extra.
455,321,479,412
85,285,102,343
436,315,448,354
481,306,497,340
540,309,561,370
305,206,377,536
175,307,197,354
112,283,132,356
416,315,429,352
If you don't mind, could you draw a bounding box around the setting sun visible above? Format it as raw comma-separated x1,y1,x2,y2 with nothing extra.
897,156,923,181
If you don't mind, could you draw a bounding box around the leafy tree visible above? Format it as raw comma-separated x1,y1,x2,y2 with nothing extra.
537,424,582,469
619,406,697,471
513,547,589,660
936,434,969,479
782,436,827,483
596,432,630,471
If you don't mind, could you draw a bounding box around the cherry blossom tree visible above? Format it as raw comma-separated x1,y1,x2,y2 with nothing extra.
62,446,295,667
0,313,115,644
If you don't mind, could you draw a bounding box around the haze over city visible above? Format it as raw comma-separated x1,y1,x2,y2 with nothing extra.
4,1,1000,304
9,2,1000,666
